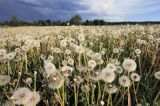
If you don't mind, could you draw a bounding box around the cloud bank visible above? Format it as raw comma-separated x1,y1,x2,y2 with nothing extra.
0,0,160,21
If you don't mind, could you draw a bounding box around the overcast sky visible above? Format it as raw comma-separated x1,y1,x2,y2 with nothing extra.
0,0,160,22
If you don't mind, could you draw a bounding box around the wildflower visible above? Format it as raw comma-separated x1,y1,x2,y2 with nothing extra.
33,40,40,48
78,33,85,42
65,49,71,55
2,101,14,106
154,71,160,80
60,39,67,47
25,92,40,106
15,48,21,53
106,84,118,94
122,59,137,72
44,62,57,78
88,60,97,70
135,49,141,55
48,72,64,90
81,85,90,93
75,46,85,54
89,42,94,46
101,68,116,83
51,47,62,53
4,52,16,60
0,49,7,56
10,87,32,105
77,66,88,73
119,76,131,87
111,59,120,65
106,63,116,72
61,66,73,77
24,78,33,85
130,73,140,82
85,49,94,57
0,75,11,86
97,59,104,65
62,60,68,66
21,45,29,52
67,58,74,66
100,100,105,106
40,54,46,60
93,53,102,60
115,66,123,74
91,71,101,81
113,48,119,54
47,55,54,62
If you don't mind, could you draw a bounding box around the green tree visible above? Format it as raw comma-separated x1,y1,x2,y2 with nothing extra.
10,16,20,26
93,19,100,25
69,14,82,25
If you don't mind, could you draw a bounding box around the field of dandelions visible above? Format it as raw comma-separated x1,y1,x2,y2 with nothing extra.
0,25,160,106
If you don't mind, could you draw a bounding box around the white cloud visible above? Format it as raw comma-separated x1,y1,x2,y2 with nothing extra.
16,0,160,21
75,0,160,21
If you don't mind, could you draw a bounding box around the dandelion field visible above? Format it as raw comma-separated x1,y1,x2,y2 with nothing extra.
0,25,160,106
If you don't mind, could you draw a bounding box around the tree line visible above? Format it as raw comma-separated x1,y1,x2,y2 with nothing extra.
0,15,160,26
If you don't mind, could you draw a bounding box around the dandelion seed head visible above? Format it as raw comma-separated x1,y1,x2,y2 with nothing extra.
48,72,64,90
122,59,137,72
154,71,160,80
88,60,97,70
135,49,141,55
101,68,116,83
61,66,73,77
130,73,140,82
11,87,32,105
25,92,40,106
0,75,11,86
119,76,131,87
106,84,118,94
0,49,7,56
100,100,105,106
115,66,123,74
106,63,116,72
44,62,57,78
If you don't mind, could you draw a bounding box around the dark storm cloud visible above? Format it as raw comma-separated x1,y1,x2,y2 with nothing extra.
0,0,89,21
0,0,46,21
16,1,44,7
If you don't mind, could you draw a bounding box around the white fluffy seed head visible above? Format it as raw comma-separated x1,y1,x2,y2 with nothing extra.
115,66,123,74
0,75,11,86
113,48,119,53
122,59,137,72
154,71,160,80
135,49,141,55
106,63,116,72
60,39,67,47
25,92,40,106
130,73,140,82
100,100,105,106
0,49,7,56
44,62,57,78
88,60,97,70
11,87,32,105
101,68,116,83
119,76,131,87
106,84,118,94
48,72,64,90
61,66,73,77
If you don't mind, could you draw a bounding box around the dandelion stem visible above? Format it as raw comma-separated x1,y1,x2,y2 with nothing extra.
102,82,107,100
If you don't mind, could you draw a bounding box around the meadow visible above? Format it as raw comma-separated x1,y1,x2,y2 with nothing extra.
0,25,159,106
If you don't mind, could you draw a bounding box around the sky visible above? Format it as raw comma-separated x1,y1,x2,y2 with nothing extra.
0,0,160,22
